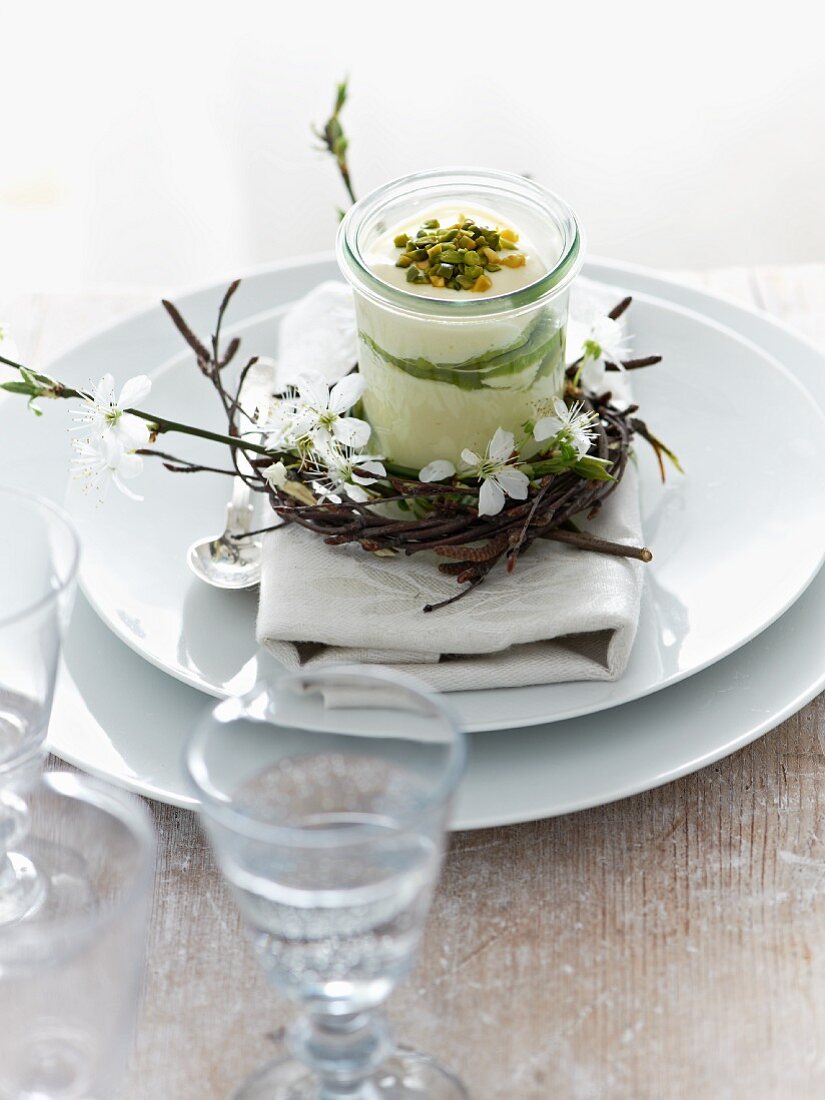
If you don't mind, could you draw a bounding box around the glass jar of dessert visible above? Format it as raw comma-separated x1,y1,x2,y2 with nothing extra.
336,167,584,472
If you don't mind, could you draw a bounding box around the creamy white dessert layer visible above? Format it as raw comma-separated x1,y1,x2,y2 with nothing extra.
359,340,566,469
355,296,547,366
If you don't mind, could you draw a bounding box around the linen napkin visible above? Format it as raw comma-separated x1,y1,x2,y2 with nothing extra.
256,281,644,691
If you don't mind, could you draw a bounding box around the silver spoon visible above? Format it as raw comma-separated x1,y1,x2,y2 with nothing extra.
187,361,275,590
187,460,262,590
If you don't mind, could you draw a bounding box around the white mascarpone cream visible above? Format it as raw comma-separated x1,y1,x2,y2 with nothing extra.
355,204,569,470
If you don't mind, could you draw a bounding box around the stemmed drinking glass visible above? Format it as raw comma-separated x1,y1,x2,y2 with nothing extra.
0,771,156,1098
186,666,468,1099
0,487,80,923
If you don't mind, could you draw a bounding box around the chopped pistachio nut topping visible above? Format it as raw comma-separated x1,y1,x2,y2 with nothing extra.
394,216,527,292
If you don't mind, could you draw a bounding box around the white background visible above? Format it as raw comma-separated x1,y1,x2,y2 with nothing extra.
1,0,822,295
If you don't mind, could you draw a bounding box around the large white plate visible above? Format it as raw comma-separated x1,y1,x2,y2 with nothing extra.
62,260,825,730
2,259,824,827
48,563,825,828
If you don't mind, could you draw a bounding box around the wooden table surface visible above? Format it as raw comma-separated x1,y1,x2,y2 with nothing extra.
7,264,825,1099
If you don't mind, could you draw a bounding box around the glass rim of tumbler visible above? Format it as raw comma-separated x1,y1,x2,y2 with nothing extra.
337,165,584,320
185,665,467,847
0,771,155,950
0,485,81,628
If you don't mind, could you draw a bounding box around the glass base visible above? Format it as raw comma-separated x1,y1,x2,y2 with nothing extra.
233,1049,468,1100
0,851,46,925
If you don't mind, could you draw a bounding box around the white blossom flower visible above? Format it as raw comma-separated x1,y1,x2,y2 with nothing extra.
419,459,456,483
264,370,370,452
534,397,598,458
72,434,145,500
461,428,529,517
567,302,633,391
578,358,606,391
583,314,631,366
261,395,315,452
72,373,153,448
310,440,386,504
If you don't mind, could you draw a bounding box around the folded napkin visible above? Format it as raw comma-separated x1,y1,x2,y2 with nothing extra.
256,281,644,691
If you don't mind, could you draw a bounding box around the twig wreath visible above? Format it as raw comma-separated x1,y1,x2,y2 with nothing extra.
0,80,681,612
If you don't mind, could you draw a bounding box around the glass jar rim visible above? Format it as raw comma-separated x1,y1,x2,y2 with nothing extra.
337,166,584,320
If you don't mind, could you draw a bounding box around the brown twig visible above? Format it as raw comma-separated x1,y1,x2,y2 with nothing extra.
606,355,663,371
136,448,238,477
161,299,211,364
161,287,268,495
541,528,653,562
212,280,241,370
608,296,633,321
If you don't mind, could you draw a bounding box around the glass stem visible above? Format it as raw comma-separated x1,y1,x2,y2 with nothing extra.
0,787,45,925
0,789,29,855
289,1010,393,1097
0,851,17,894
0,790,29,891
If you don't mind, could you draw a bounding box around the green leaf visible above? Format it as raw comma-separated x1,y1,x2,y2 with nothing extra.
0,380,37,395
583,339,602,360
27,396,43,416
19,365,58,391
658,442,684,474
334,79,348,113
574,457,615,481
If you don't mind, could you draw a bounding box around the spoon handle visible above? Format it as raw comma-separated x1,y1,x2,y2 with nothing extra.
226,456,255,537
225,360,274,536
226,478,253,536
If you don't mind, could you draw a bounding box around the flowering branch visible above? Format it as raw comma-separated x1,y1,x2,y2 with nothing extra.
0,351,272,456
313,78,357,211
1,283,677,607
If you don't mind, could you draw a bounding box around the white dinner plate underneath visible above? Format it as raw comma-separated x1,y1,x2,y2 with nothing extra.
61,260,825,730
49,567,825,828
12,259,823,825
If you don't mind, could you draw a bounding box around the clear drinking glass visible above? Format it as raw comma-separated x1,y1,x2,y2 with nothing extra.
337,167,584,471
0,487,80,924
185,666,468,1100
0,771,156,1099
